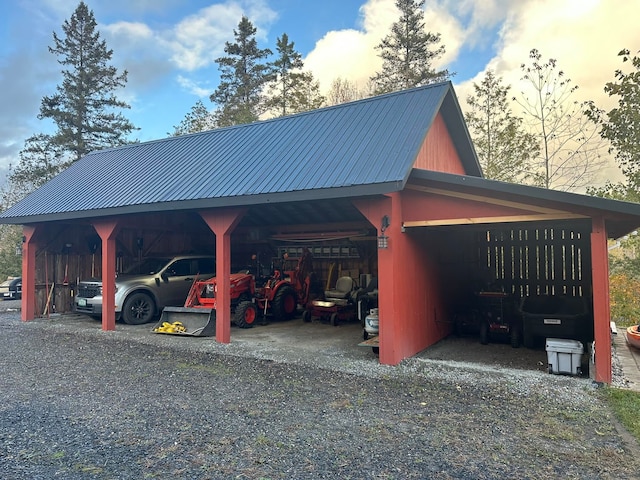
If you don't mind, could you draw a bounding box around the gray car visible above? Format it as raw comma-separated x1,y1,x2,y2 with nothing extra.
75,255,215,324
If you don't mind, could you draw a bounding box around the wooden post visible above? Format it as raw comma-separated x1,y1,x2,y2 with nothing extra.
93,220,120,331
199,208,246,344
21,225,39,322
591,216,611,383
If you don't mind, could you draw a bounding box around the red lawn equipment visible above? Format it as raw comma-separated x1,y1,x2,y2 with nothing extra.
155,248,322,336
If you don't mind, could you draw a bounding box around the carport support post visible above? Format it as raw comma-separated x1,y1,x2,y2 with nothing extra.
93,220,121,332
199,208,246,344
353,195,397,364
21,225,39,321
591,216,611,384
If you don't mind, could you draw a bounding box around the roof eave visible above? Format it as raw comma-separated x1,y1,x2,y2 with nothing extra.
0,181,405,225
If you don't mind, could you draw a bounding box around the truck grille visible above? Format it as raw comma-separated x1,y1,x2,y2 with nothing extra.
77,285,101,298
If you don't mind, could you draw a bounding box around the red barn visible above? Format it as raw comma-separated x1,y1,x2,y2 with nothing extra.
3,82,640,383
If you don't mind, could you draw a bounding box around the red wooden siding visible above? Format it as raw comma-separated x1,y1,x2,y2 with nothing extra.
413,112,466,174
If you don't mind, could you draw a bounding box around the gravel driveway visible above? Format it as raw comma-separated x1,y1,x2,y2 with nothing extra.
1,303,639,479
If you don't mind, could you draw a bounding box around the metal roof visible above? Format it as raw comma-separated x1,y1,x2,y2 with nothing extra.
1,82,480,224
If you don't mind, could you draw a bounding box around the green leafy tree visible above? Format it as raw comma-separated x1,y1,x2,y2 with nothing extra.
516,49,606,191
39,1,136,160
370,0,450,95
0,225,23,280
465,70,539,183
210,16,273,127
585,49,640,316
587,49,640,199
266,33,325,116
171,101,216,136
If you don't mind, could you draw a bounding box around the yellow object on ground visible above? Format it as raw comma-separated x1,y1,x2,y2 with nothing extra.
153,321,187,334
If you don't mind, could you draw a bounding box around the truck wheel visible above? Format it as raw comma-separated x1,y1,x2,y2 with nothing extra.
234,301,258,328
272,286,297,321
122,292,155,325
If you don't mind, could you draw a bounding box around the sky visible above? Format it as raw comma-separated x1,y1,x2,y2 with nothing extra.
1,0,639,188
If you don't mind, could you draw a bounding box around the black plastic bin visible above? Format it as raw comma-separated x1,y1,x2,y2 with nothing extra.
518,295,593,348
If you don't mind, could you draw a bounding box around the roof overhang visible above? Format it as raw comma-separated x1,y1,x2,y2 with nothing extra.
406,169,640,238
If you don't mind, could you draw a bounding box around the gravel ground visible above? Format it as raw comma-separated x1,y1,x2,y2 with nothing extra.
1,302,639,479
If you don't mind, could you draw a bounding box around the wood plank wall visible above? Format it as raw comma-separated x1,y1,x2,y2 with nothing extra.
481,226,590,298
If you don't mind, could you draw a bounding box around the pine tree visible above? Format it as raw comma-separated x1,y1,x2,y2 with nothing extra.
465,71,539,184
210,16,273,127
370,0,450,95
8,134,67,197
266,33,325,116
39,1,136,160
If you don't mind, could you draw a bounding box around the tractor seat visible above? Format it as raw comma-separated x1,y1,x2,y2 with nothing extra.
325,276,355,300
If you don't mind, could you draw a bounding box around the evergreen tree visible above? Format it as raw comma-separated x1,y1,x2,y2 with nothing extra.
3,1,136,210
266,33,324,116
39,1,136,160
465,71,539,184
370,0,450,95
210,16,273,127
8,134,68,199
171,101,216,136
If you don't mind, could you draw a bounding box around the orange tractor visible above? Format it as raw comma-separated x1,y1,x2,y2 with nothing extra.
156,249,322,335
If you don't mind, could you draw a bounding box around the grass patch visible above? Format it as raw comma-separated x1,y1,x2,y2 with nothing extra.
603,386,640,442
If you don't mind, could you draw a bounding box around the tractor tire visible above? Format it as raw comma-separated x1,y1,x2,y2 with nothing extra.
237,292,252,304
479,321,489,345
234,301,258,328
271,285,297,321
122,292,155,325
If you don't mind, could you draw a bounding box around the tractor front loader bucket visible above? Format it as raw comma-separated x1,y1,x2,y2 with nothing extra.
153,307,216,337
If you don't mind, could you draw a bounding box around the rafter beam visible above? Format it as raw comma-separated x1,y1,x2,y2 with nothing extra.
403,212,587,228
405,184,574,215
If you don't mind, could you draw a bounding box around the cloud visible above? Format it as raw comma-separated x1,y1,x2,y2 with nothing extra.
165,1,277,71
303,0,484,92
176,75,214,98
453,0,638,185
304,0,395,92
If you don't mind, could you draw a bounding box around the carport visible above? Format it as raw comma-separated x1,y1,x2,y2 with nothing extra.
3,81,640,384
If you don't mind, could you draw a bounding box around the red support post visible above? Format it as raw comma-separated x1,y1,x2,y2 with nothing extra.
21,225,39,322
93,220,120,332
591,216,612,383
199,208,246,344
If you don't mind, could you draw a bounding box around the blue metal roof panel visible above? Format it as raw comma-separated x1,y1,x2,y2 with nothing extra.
1,82,476,223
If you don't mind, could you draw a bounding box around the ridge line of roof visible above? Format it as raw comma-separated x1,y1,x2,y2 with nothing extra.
85,82,454,156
